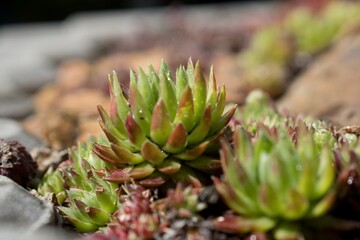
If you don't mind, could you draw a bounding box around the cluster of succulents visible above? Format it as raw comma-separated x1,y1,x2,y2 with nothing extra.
81,183,160,240
238,0,360,97
36,60,360,239
93,59,235,188
38,137,120,232
213,91,360,239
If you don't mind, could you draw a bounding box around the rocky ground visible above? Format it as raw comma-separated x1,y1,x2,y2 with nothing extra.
1,1,360,239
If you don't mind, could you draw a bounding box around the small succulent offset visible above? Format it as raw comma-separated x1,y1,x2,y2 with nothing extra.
213,124,337,239
93,59,236,187
38,138,120,232
82,184,160,240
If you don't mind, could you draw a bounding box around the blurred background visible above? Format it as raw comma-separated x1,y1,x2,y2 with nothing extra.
1,0,360,151
0,0,272,25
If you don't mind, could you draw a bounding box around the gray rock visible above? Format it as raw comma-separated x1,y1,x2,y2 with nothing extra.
0,226,76,240
0,118,42,150
0,73,19,98
0,175,55,230
0,95,34,119
278,31,360,126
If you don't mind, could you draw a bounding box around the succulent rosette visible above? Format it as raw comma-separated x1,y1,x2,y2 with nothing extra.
39,138,120,232
213,123,337,239
82,184,160,240
93,59,236,187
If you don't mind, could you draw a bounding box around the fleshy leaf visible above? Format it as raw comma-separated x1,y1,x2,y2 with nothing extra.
138,171,168,188
173,85,194,132
192,61,207,124
210,85,226,126
111,143,144,164
141,140,168,165
208,104,237,136
150,99,173,146
157,158,182,174
187,105,211,146
159,60,177,120
163,123,188,153
175,66,189,100
129,70,151,135
93,143,128,167
175,141,209,160
125,114,147,149
147,64,160,101
137,67,156,110
213,214,276,234
98,105,126,140
108,71,130,123
282,188,309,220
98,120,135,152
206,65,217,110
104,163,155,183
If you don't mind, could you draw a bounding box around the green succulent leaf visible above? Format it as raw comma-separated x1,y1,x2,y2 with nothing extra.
192,61,207,124
208,104,237,136
111,143,145,165
157,158,182,174
141,140,168,165
173,85,194,132
163,123,188,153
137,67,156,110
129,70,151,135
150,99,173,146
174,141,210,160
159,60,177,120
125,114,147,149
108,71,130,123
98,105,126,140
187,105,212,146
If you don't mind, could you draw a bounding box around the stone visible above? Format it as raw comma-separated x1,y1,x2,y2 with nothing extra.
0,73,18,98
0,95,34,119
57,89,110,118
0,175,55,229
0,226,75,240
277,31,360,126
0,118,42,150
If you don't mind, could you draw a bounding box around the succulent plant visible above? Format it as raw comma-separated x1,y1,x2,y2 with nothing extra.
37,167,66,205
238,27,293,97
285,1,360,56
213,123,337,239
82,183,159,240
93,59,236,188
237,1,360,98
0,139,38,188
38,137,120,232
235,90,284,133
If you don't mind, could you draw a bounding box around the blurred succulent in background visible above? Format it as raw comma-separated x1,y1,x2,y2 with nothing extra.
234,90,284,133
38,137,120,232
238,27,293,97
286,1,360,57
93,59,236,188
213,123,338,239
237,0,360,98
0,139,38,188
